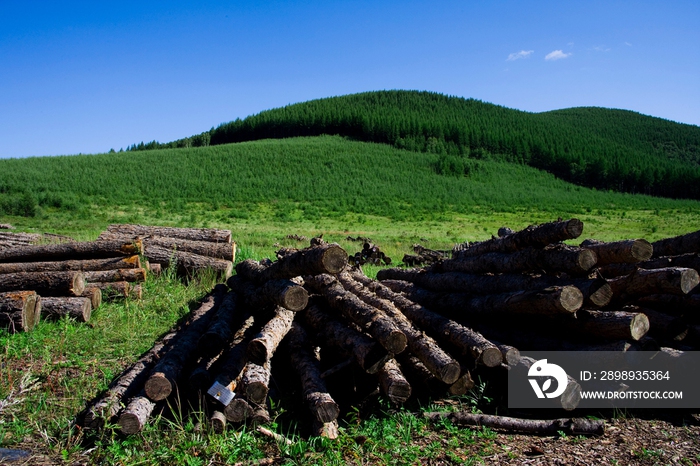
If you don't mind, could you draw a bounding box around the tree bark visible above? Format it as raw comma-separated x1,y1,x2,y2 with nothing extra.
0,239,142,263
0,291,40,333
301,302,389,374
600,252,700,278
40,297,91,322
98,232,236,260
84,268,147,283
287,322,340,423
105,223,232,243
246,308,296,366
338,272,461,384
377,358,412,404
304,274,407,354
381,280,582,319
144,245,233,278
143,287,227,401
440,244,597,276
85,282,133,300
240,361,271,405
236,244,348,284
423,412,605,435
0,270,85,296
355,272,503,367
651,228,700,258
0,255,141,275
197,292,242,358
580,238,653,265
452,218,584,258
608,267,699,303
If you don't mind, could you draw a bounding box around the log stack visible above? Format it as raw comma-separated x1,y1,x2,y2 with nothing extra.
97,224,235,278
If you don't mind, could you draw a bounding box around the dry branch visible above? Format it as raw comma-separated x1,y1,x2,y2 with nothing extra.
423,412,604,435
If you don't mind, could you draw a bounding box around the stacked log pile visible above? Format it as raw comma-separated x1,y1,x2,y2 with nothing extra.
97,224,235,278
0,239,146,332
348,242,392,266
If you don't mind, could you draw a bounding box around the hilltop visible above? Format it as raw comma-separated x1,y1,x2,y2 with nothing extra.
129,90,700,200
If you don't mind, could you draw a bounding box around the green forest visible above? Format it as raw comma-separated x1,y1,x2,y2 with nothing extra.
126,90,700,200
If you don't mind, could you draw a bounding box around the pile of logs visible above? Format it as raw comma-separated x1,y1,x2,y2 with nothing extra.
348,242,392,266
97,224,235,278
0,238,146,332
402,244,450,267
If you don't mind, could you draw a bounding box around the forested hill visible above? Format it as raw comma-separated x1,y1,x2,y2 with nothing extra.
129,90,700,200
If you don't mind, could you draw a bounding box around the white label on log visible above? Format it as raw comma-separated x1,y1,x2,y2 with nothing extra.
207,381,235,406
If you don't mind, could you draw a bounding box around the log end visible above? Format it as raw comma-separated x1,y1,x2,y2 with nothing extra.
560,381,582,411
245,382,269,405
448,372,475,396
310,397,340,423
559,286,584,313
439,361,463,385
118,412,145,435
680,268,700,294
71,271,86,296
577,249,598,273
144,373,173,401
281,286,309,312
320,246,349,274
501,347,521,367
631,239,653,262
210,411,227,434
363,345,391,374
480,347,505,368
566,218,584,239
587,282,613,308
384,330,408,355
386,380,412,404
630,313,650,341
224,398,252,423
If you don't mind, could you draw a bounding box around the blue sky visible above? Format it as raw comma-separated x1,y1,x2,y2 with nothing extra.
1,0,698,158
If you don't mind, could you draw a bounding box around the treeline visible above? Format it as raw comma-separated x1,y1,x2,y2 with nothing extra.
126,90,700,200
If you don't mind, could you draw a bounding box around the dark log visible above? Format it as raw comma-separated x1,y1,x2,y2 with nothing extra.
651,229,700,258
377,359,412,404
0,255,141,274
82,287,227,429
85,282,137,300
635,293,700,317
453,218,584,258
608,267,699,303
580,238,653,265
424,412,604,435
240,362,271,405
118,391,158,434
260,279,309,312
311,420,340,439
84,268,147,283
236,244,348,284
573,309,649,341
600,252,700,278
0,224,13,230
396,354,471,397
98,232,236,260
381,280,582,318
105,223,232,243
79,287,102,309
441,244,597,276
0,239,142,263
250,406,271,425
338,272,461,384
0,291,40,333
492,340,521,366
247,308,296,366
356,272,503,367
210,411,227,433
301,302,389,374
624,305,688,342
515,356,581,411
224,398,252,423
304,274,407,354
197,292,241,358
144,245,233,277
0,270,85,296
287,322,340,423
189,351,223,392
144,287,227,401
41,297,91,322
447,369,475,396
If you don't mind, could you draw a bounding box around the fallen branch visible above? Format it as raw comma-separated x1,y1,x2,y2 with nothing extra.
423,411,605,435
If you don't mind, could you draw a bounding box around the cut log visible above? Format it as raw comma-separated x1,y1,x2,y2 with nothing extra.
80,287,102,310
0,255,141,274
224,397,252,422
311,419,340,439
148,262,162,276
635,293,700,317
105,224,232,243
377,359,412,404
447,369,475,396
396,354,469,398
246,308,296,366
573,309,649,341
82,287,227,429
337,272,461,384
580,238,653,265
441,244,597,276
0,239,142,263
301,302,389,374
118,392,158,435
651,228,700,258
260,279,309,312
452,218,584,258
240,361,271,405
84,268,147,284
0,291,40,333
624,305,688,342
303,274,407,354
197,292,242,358
236,244,348,284
608,267,699,303
381,280,582,318
354,272,503,367
0,271,85,296
492,341,521,366
287,322,340,423
41,297,91,322
424,412,604,436
210,411,227,433
85,282,134,300
600,252,700,278
144,245,233,278
97,232,236,260
144,287,227,401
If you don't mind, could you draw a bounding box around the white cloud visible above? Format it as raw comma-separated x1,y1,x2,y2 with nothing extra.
507,50,534,61
545,50,572,61
625,41,632,46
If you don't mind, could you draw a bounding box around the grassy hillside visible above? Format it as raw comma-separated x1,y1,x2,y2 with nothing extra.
131,90,700,200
